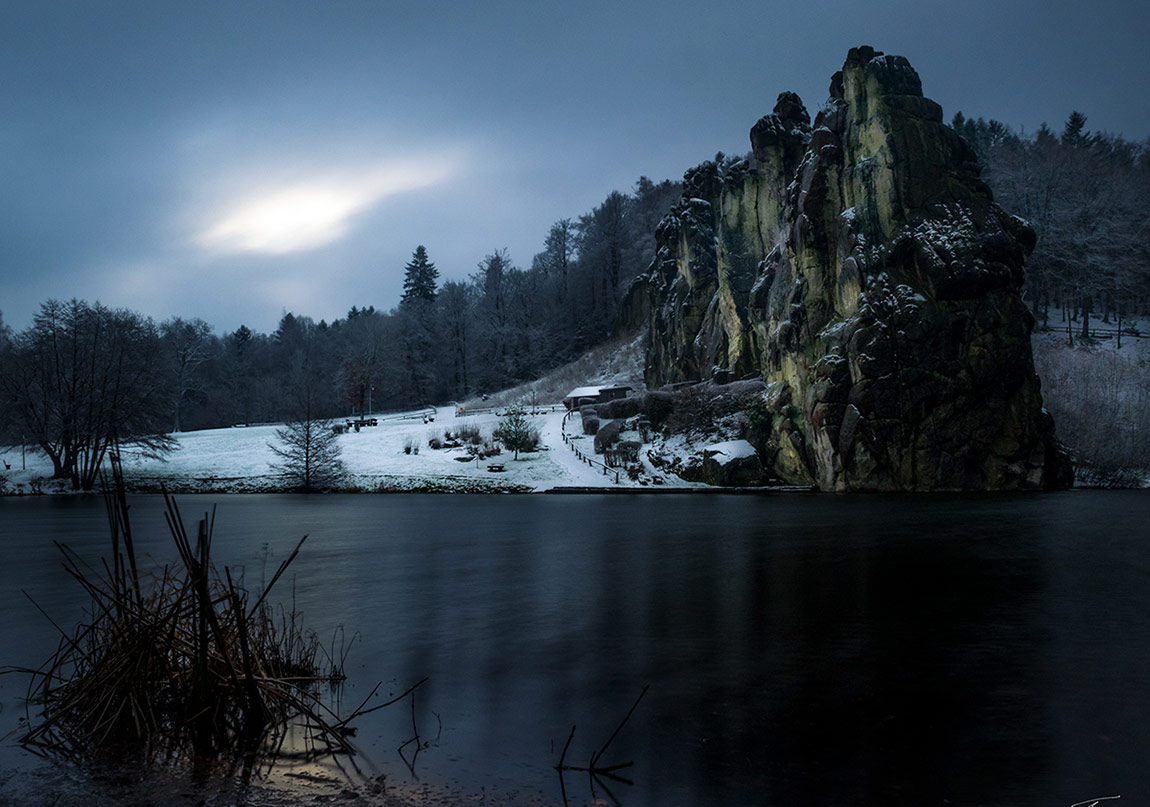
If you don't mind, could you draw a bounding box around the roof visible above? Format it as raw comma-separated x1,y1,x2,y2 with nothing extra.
565,386,603,400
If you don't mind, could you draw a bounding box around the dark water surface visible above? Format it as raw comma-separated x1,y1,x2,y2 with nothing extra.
1,491,1148,806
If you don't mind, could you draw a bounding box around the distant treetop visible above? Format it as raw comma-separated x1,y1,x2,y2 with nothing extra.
401,245,439,306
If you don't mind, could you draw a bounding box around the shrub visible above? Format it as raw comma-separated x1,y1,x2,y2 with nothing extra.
596,396,643,420
594,419,623,454
457,424,482,445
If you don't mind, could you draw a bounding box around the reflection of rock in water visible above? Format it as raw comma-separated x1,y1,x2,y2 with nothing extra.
636,46,1073,491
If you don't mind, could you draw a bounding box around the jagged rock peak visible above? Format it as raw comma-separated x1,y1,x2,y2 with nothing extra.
829,45,924,101
638,46,1072,491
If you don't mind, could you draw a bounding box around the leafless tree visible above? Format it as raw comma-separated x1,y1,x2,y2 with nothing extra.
1,299,174,489
161,316,215,432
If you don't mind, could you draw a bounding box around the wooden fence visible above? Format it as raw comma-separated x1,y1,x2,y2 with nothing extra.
560,410,622,484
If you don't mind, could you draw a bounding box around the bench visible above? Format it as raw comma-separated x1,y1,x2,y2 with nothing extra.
486,463,505,473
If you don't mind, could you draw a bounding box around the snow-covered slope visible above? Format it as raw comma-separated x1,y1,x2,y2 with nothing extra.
0,404,696,494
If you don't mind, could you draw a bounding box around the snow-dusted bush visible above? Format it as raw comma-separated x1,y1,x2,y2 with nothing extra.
594,419,623,454
457,424,483,445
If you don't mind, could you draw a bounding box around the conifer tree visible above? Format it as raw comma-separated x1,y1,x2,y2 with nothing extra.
1061,111,1089,147
400,245,439,306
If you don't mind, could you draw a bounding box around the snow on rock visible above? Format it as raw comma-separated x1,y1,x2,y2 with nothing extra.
702,440,758,464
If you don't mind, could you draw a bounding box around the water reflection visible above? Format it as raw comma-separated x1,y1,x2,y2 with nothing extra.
1,492,1148,805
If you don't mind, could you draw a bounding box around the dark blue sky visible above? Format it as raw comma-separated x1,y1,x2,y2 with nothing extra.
2,0,1147,334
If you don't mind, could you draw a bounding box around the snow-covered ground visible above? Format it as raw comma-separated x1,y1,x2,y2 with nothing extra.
0,405,697,494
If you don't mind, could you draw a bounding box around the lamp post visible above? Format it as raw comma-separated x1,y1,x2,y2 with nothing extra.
367,385,374,416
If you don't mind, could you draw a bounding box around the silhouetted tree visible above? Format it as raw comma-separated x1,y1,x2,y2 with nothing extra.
161,316,215,432
1,299,174,489
400,245,439,307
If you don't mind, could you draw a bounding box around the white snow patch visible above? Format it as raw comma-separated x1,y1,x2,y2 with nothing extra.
703,439,758,463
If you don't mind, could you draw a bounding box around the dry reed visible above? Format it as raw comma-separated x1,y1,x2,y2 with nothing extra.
5,454,369,768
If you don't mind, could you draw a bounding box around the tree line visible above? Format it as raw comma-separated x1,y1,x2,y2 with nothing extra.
0,177,679,488
953,111,1150,335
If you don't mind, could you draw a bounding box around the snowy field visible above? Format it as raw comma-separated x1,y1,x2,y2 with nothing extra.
0,405,700,494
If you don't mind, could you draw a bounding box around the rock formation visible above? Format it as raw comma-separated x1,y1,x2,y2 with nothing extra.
637,46,1072,491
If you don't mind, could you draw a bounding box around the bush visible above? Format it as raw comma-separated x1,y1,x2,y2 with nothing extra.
596,396,643,420
643,391,675,426
594,419,623,454
457,424,483,445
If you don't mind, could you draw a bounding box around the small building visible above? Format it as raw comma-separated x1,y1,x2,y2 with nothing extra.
563,384,633,411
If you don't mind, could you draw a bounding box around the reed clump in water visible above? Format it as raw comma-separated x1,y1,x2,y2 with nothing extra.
11,458,357,765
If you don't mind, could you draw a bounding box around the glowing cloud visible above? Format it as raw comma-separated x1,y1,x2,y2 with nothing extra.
198,159,453,255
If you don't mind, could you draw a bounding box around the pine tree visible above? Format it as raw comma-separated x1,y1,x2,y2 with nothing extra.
1061,111,1090,147
400,245,439,306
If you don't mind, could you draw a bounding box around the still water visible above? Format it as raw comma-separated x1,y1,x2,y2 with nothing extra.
0,491,1147,806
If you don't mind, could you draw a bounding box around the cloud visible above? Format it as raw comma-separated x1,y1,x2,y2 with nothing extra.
196,157,457,256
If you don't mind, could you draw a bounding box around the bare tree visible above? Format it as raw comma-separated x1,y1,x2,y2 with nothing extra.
438,281,474,395
1,299,174,489
988,118,1150,333
161,316,215,432
268,416,345,492
268,351,345,491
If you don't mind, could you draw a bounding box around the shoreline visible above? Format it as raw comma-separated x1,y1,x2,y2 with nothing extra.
6,474,1144,496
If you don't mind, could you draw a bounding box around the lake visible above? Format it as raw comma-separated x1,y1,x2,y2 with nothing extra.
0,491,1147,806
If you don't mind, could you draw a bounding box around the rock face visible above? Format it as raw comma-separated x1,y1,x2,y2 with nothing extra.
639,46,1072,491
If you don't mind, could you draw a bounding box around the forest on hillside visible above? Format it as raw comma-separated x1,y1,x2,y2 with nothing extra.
0,177,680,486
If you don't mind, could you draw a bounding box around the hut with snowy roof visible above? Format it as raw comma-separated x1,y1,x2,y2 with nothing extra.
563,384,632,411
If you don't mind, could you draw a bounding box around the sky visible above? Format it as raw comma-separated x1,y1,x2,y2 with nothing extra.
2,0,1148,335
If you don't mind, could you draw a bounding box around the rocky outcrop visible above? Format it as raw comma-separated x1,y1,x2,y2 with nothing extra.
639,46,1072,491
